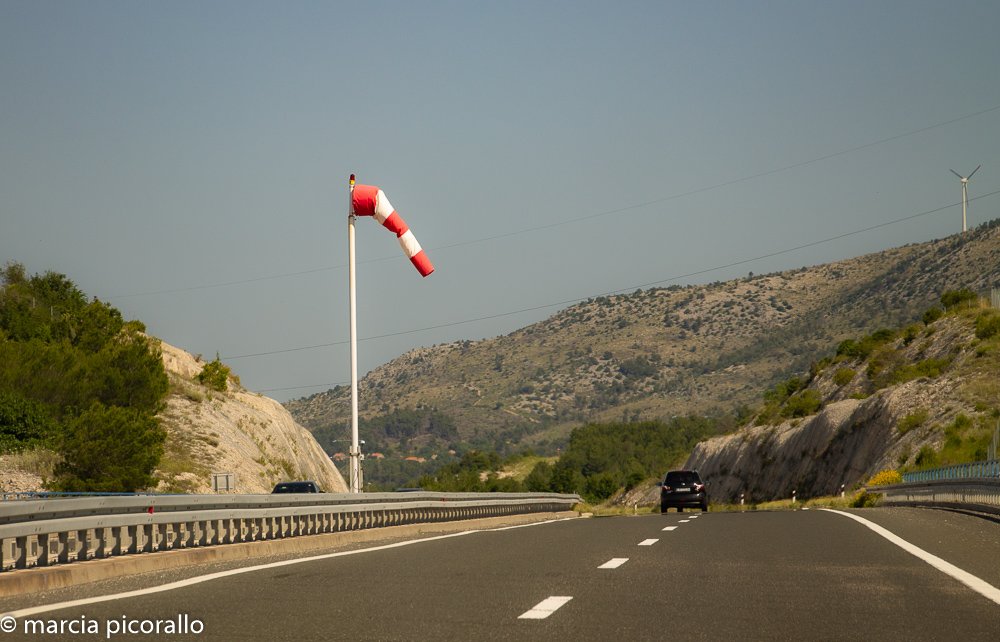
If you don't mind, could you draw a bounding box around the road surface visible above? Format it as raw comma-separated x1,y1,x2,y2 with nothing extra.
2,507,998,640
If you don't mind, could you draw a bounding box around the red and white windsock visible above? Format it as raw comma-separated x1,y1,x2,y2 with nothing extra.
350,180,434,277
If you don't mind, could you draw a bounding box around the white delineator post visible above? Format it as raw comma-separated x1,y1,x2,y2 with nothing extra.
348,174,362,493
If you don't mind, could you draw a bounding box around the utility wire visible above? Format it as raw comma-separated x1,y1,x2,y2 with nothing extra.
110,103,1000,300
227,188,1000,366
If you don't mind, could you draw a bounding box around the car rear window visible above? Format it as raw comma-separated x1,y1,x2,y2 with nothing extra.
664,471,701,485
272,482,318,493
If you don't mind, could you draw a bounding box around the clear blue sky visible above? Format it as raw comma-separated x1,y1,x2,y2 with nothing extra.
2,1,999,402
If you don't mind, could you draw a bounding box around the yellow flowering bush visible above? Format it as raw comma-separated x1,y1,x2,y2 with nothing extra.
866,469,902,487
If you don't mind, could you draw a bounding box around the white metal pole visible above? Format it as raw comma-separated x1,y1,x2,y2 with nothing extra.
348,174,361,493
962,182,968,233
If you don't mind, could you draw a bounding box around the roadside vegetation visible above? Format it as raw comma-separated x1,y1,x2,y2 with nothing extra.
370,416,725,502
0,262,169,491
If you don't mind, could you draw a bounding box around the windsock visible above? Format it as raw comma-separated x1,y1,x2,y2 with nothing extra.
351,182,434,277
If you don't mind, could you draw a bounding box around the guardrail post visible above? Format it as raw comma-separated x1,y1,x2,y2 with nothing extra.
126,525,138,554
58,532,71,563
111,527,124,556
77,529,90,560
15,536,28,569
37,534,51,567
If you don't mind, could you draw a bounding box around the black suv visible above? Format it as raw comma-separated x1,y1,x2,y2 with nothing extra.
660,470,708,513
271,481,322,493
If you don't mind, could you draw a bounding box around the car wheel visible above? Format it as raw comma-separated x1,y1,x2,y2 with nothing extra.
677,507,683,513
661,505,668,514
701,503,708,512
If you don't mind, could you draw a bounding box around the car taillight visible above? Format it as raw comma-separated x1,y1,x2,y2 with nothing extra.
662,485,672,492
694,483,705,492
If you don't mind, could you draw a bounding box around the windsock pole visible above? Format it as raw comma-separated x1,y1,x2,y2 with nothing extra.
348,174,362,493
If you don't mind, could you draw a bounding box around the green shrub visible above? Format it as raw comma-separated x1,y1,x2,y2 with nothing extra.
914,445,939,469
898,409,928,434
782,389,823,418
836,339,860,358
922,306,944,325
619,356,656,379
974,312,1000,340
836,329,896,360
810,357,832,378
197,355,232,392
764,376,805,404
940,288,978,310
833,368,856,387
889,357,951,385
851,490,880,508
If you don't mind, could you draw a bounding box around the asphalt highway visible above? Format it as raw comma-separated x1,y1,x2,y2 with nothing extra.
3,507,998,641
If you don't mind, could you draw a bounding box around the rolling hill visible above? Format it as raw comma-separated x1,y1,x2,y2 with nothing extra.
286,220,1000,458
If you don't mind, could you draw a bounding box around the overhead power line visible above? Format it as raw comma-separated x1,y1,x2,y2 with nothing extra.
111,103,1000,300
227,188,1000,365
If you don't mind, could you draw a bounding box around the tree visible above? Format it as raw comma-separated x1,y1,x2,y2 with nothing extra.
51,403,166,492
0,391,55,453
524,461,553,491
197,354,232,392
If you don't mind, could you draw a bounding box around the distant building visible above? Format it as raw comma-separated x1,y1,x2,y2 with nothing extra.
404,456,427,463
369,452,385,459
332,452,348,462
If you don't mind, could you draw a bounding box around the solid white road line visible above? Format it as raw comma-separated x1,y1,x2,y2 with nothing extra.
3,517,584,620
822,509,1000,606
662,526,678,531
489,517,579,531
638,538,659,546
519,596,573,620
598,558,629,569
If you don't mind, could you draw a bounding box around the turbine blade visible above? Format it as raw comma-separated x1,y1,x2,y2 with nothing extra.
967,164,981,179
950,169,963,179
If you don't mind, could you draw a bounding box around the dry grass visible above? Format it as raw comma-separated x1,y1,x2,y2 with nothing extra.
3,448,61,480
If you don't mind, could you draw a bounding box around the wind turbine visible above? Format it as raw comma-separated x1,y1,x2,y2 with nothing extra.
949,165,981,233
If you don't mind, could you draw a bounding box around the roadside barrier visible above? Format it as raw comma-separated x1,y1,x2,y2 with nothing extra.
872,479,1000,516
0,492,580,573
901,460,1000,483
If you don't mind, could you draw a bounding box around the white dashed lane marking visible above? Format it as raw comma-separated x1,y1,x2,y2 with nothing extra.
678,519,690,523
519,596,573,620
662,526,678,531
638,538,659,546
599,558,630,569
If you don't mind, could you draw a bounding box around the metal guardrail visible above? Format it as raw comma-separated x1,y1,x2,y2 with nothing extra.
0,492,580,573
872,479,1000,516
1,491,167,501
901,460,1000,483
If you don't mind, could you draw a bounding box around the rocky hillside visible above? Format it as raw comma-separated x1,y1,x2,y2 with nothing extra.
686,301,1000,503
0,341,348,495
156,342,347,494
287,221,1000,456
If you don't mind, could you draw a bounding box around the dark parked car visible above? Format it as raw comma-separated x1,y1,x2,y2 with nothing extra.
660,470,708,513
271,481,322,494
